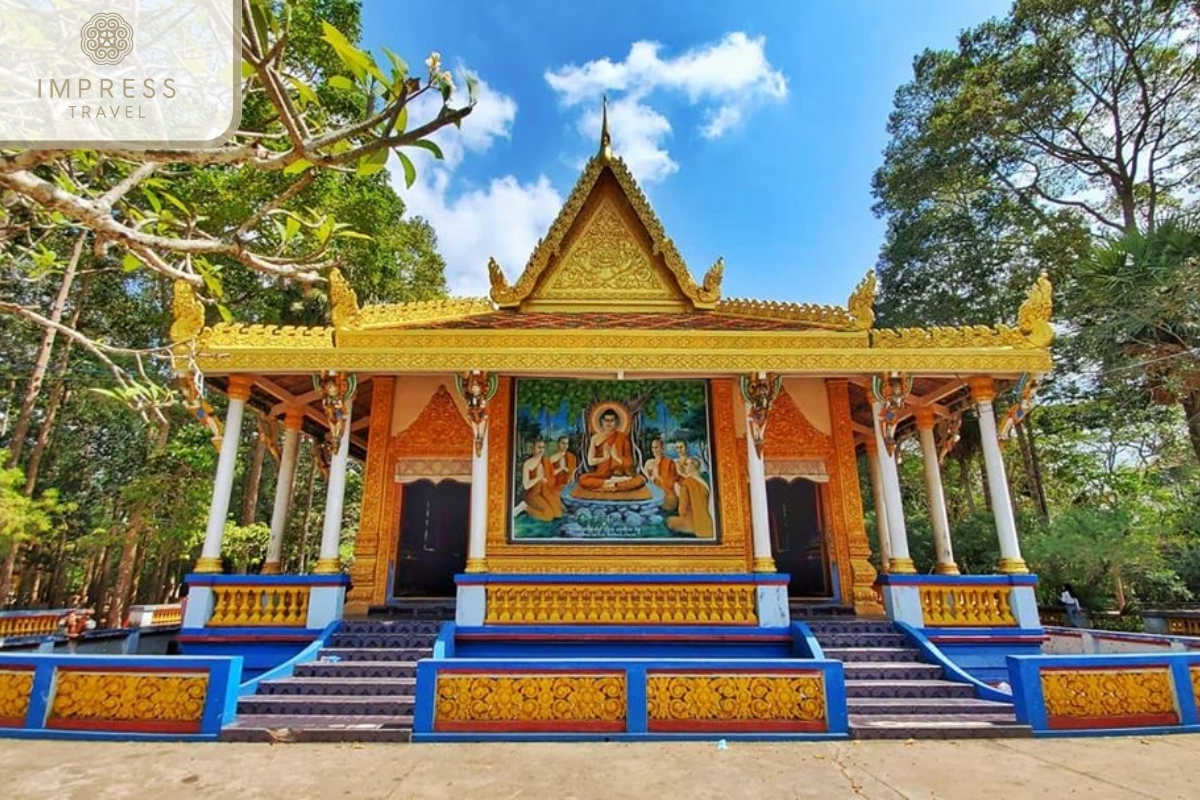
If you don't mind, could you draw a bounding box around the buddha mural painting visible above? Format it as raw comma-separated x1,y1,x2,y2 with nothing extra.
510,377,718,542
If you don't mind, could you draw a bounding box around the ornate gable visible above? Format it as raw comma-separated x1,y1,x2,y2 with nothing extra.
489,146,723,312
392,385,471,459
763,389,832,460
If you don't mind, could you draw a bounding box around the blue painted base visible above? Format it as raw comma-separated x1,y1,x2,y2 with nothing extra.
414,731,850,743
922,628,1045,686
174,627,321,681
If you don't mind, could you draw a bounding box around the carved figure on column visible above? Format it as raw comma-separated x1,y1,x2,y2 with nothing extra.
999,373,1039,442
938,412,962,465
315,371,357,446
177,367,222,449
740,372,782,457
871,372,913,456
455,371,499,456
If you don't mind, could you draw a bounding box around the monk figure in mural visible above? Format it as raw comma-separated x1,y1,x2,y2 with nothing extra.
574,404,650,498
522,439,563,521
548,435,577,491
643,437,678,512
666,456,714,537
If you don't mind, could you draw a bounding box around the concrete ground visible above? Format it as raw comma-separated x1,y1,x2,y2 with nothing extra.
1,735,1196,799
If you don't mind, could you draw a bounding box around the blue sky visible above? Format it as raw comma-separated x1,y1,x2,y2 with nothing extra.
361,0,1011,305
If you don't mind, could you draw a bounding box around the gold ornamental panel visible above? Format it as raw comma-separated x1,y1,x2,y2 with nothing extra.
1040,667,1177,725
1191,666,1200,711
646,672,826,727
434,673,626,727
484,583,758,625
49,670,208,726
0,669,33,724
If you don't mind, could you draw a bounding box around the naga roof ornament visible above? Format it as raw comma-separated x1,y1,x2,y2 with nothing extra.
328,267,361,330
847,270,876,331
1017,272,1054,348
169,279,206,344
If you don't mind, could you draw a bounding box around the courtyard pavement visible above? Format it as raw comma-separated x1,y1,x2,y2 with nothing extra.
0,735,1196,799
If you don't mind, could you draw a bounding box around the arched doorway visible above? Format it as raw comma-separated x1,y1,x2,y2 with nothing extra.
767,477,831,598
392,479,469,597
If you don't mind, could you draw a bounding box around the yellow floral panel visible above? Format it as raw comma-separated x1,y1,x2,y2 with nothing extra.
49,670,208,732
1191,667,1200,711
0,669,34,725
435,673,626,731
1041,668,1177,729
485,584,757,625
647,672,827,732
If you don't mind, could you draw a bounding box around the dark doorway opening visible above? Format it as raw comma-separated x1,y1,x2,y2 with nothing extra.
767,477,831,598
392,479,469,597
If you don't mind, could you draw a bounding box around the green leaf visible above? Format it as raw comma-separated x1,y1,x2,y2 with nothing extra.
396,151,417,188
241,60,257,79
283,158,313,176
284,74,319,108
328,75,355,91
284,214,301,243
356,147,389,177
381,46,408,82
121,253,141,272
410,139,444,160
321,21,372,81
216,304,234,324
334,230,373,241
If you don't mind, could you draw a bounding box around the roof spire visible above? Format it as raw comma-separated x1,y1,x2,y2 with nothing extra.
599,94,612,159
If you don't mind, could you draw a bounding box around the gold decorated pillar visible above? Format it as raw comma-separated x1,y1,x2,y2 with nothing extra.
457,372,498,573
740,373,782,572
314,372,356,575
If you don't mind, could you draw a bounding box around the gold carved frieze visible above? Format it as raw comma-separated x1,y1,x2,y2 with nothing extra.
484,583,758,625
49,670,208,728
1040,667,1177,726
197,323,333,350
762,390,832,460
646,672,826,727
0,669,33,723
716,298,852,330
392,385,472,459
871,325,1028,350
354,297,494,329
349,376,394,609
394,459,471,482
434,673,626,727
539,196,670,301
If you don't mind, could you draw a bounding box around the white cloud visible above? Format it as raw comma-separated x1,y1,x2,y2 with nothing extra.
389,75,561,296
545,33,787,182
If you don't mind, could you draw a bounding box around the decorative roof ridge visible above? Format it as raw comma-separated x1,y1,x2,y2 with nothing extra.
353,296,495,329
488,151,723,310
198,322,334,349
716,297,853,330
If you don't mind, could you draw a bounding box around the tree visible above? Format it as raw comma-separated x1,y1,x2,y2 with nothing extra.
0,0,474,408
1072,216,1200,463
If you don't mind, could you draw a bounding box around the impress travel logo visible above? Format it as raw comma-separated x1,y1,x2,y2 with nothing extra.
0,1,241,148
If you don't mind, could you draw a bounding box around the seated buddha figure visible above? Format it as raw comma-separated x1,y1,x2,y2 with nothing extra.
572,405,651,500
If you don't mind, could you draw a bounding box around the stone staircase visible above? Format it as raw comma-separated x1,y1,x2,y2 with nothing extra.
221,618,441,743
808,619,1031,740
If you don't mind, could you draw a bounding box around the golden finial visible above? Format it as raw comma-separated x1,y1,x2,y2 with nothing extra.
169,279,206,343
328,267,360,329
1017,271,1054,347
599,95,613,159
848,270,876,331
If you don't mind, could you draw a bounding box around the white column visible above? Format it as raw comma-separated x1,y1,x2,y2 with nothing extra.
871,400,915,573
863,438,892,574
195,375,253,573
313,402,352,574
465,433,489,572
971,377,1028,574
262,408,304,575
745,421,776,572
916,408,959,575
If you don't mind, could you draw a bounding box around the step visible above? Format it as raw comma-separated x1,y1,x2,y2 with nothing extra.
338,620,444,635
842,662,945,681
805,620,896,635
844,679,977,699
237,695,416,717
318,647,432,662
821,646,923,663
328,633,439,649
849,715,1031,740
256,677,417,696
848,697,1014,716
812,632,909,649
220,714,414,743
294,661,418,680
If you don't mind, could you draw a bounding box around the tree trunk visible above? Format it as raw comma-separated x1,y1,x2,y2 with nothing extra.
1015,422,1049,523
956,456,976,516
978,456,993,513
88,544,111,608
47,527,70,607
298,447,318,573
23,275,89,494
1183,392,1200,468
241,431,267,525
0,543,19,608
1025,418,1049,522
5,234,85,468
106,511,144,628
